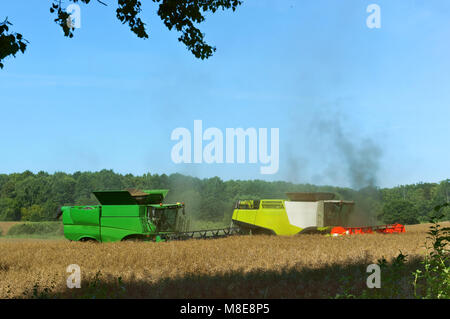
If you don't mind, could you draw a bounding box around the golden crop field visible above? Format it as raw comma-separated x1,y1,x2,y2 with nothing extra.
0,222,448,299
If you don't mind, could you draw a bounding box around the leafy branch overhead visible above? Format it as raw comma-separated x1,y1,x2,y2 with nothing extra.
0,0,242,69
152,0,242,59
0,18,28,69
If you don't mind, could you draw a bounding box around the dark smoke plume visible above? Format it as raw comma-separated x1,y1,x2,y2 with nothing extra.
285,108,384,225
314,111,383,225
316,115,382,190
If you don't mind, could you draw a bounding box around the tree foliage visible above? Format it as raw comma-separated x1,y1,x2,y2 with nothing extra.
0,0,243,68
0,170,447,224
379,199,420,225
0,18,27,69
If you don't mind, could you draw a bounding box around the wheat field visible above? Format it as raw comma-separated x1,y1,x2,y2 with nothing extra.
0,222,448,298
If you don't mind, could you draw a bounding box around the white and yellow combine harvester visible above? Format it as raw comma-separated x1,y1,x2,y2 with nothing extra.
231,192,353,235
232,193,405,236
231,192,406,236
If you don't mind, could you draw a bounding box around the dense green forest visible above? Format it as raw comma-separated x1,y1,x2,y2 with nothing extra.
0,170,448,225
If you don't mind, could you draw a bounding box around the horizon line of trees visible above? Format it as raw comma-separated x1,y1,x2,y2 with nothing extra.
0,170,448,225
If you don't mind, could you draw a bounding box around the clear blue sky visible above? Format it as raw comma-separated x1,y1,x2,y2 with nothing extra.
0,0,449,188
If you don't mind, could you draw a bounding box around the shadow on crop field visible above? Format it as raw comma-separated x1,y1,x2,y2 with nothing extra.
21,254,425,299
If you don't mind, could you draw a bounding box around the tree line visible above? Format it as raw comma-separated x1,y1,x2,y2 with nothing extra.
0,170,448,225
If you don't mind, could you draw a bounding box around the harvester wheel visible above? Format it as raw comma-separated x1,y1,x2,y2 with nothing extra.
238,227,250,235
79,238,98,243
251,228,274,235
298,227,333,235
121,236,142,242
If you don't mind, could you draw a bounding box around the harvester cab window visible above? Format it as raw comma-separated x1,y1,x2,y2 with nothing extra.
149,207,178,232
147,207,156,222
163,208,177,230
261,200,284,209
235,200,260,210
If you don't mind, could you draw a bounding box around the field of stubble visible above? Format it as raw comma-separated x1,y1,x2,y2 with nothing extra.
0,222,448,299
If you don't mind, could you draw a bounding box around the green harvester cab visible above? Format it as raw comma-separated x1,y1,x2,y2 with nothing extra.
60,189,190,242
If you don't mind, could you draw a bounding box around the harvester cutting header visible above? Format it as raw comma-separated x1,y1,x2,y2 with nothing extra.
58,189,404,243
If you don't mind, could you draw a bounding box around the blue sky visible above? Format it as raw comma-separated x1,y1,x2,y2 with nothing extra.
0,0,449,188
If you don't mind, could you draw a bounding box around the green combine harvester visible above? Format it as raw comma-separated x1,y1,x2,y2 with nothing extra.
58,189,238,242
